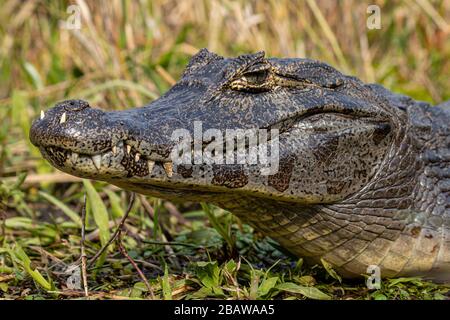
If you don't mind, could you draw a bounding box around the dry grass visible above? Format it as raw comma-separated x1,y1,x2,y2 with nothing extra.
0,0,449,300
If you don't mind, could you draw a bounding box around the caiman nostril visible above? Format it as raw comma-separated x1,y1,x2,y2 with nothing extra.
58,99,90,112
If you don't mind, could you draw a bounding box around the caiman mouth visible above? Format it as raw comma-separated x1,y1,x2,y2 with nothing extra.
38,142,241,203
39,142,175,178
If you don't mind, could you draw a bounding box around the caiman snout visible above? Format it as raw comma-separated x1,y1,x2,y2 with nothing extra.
29,99,177,178
30,99,121,154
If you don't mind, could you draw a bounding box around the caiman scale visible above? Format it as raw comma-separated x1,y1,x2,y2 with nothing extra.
30,49,450,281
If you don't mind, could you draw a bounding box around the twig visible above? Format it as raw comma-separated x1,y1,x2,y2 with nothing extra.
141,240,202,248
1,172,83,186
140,196,181,269
0,274,15,282
88,192,135,267
133,259,163,271
117,228,155,299
29,246,65,265
86,218,127,242
163,201,189,226
80,194,89,297
0,206,6,247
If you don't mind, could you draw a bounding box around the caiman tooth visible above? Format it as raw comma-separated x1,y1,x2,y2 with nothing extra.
70,152,79,164
135,153,141,162
147,160,155,173
60,112,67,124
112,145,117,155
92,154,102,170
126,144,131,154
163,162,173,177
40,110,45,120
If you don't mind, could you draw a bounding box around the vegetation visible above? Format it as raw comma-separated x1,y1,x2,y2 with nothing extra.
0,0,449,300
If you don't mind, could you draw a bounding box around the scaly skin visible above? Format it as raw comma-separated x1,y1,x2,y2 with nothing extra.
30,49,450,282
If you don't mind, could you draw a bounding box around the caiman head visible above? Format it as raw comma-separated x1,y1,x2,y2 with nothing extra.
30,49,402,211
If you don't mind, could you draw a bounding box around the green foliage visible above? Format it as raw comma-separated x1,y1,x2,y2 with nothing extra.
321,258,342,283
161,264,173,300
0,0,449,300
276,282,331,300
38,191,82,226
0,173,33,217
83,180,111,251
1,244,53,291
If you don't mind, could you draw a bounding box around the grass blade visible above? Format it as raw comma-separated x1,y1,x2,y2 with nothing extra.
162,264,172,300
38,191,82,226
11,245,52,291
82,180,111,251
104,189,124,219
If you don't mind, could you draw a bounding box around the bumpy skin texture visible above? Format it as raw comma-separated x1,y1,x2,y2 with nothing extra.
30,49,450,281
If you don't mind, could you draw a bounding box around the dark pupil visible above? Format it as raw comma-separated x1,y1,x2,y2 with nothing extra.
245,70,268,83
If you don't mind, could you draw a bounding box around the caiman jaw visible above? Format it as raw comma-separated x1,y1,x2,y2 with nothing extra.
39,143,174,178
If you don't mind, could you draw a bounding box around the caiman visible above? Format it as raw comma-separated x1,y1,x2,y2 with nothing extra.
29,49,450,282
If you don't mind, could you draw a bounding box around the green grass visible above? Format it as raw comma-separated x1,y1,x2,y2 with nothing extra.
0,0,449,299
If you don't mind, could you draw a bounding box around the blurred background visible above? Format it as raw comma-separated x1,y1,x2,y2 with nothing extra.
0,0,449,299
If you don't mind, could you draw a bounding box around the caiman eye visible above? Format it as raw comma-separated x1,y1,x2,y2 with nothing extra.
230,69,272,92
242,70,269,84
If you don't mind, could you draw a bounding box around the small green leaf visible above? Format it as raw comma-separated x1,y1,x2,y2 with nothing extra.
433,293,446,300
295,275,316,287
372,292,388,300
294,258,303,273
224,260,237,274
12,245,52,291
0,283,8,292
276,282,331,300
190,286,213,299
388,277,423,287
130,282,147,298
320,258,342,283
193,261,224,297
194,261,221,288
0,266,14,273
258,276,278,297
